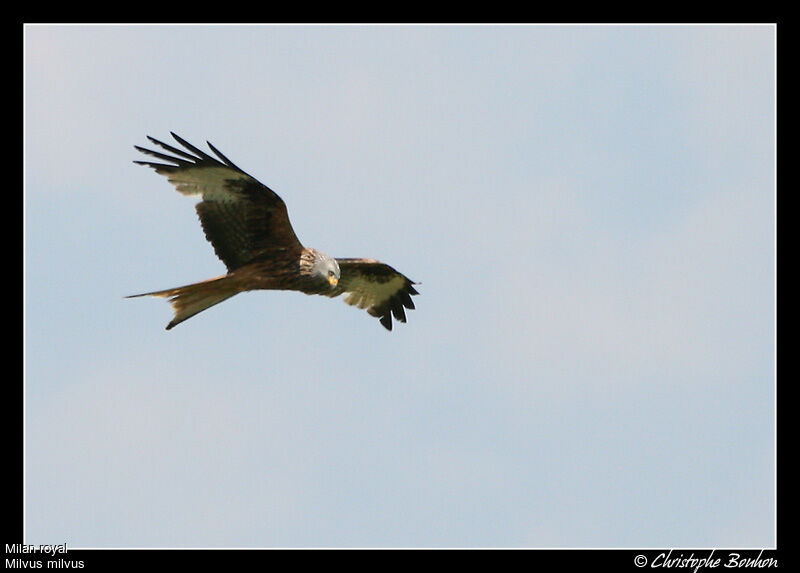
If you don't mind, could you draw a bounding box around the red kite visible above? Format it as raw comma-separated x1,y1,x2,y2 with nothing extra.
128,133,418,331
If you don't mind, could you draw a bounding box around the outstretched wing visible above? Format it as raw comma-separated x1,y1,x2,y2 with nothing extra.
134,133,304,271
329,258,419,331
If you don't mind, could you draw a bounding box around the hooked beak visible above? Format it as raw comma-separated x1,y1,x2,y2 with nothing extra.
328,275,339,287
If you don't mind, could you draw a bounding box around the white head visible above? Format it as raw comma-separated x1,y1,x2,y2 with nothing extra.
312,250,341,288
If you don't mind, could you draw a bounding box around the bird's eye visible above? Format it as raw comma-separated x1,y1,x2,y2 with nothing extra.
328,270,335,277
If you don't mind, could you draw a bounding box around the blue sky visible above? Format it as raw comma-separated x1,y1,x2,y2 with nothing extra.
24,24,775,548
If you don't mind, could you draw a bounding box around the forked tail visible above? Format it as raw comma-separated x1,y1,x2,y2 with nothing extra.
127,275,241,330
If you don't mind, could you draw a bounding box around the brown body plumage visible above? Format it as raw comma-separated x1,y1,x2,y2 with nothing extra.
128,133,419,331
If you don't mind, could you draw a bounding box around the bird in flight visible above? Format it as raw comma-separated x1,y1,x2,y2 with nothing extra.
128,133,418,331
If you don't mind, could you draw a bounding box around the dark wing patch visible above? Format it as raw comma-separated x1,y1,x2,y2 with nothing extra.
134,133,304,271
328,258,419,331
